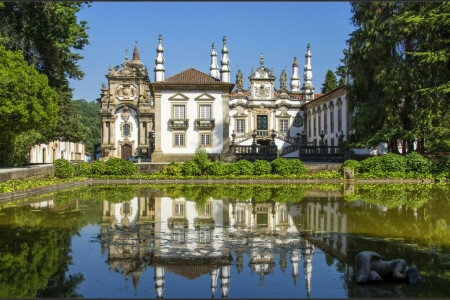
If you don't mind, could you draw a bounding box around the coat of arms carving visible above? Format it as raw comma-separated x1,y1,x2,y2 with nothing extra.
116,84,137,100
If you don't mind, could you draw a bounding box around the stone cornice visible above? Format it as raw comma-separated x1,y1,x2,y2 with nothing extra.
303,86,348,109
150,82,235,96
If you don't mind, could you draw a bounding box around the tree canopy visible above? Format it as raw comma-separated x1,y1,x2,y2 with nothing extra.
0,2,90,143
73,99,101,155
321,69,338,93
346,2,450,153
0,44,59,166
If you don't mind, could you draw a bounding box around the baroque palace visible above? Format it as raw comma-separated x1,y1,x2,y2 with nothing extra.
98,35,351,162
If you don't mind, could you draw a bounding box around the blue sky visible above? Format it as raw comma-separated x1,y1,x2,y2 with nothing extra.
69,2,355,102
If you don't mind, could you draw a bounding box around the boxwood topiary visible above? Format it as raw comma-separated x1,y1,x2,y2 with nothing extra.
271,158,291,175
342,159,361,173
288,159,308,175
91,160,106,175
359,156,383,173
104,158,138,175
207,161,226,175
161,161,184,176
183,160,201,176
235,159,254,175
405,152,431,173
54,159,75,178
74,162,92,176
254,160,272,175
380,153,407,172
225,163,240,175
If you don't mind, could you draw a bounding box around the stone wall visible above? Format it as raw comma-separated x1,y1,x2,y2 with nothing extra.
0,164,54,183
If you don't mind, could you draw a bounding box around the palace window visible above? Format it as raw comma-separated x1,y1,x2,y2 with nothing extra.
198,202,212,216
324,114,328,134
123,124,130,136
280,119,288,134
200,133,211,147
318,116,322,133
279,207,289,224
174,133,185,146
236,119,245,135
330,111,334,133
173,105,185,119
174,202,185,216
338,109,342,131
314,117,317,137
236,207,245,224
199,104,211,119
308,119,311,137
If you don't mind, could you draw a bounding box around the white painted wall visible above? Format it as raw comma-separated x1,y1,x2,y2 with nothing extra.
29,140,86,163
114,107,139,157
160,91,224,154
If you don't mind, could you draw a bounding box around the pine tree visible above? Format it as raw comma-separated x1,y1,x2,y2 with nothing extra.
321,70,338,93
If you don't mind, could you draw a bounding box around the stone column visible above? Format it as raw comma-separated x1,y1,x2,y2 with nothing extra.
222,91,230,151
110,119,115,146
154,92,162,151
102,121,108,144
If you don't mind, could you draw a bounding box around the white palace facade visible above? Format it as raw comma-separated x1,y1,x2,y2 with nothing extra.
98,35,352,162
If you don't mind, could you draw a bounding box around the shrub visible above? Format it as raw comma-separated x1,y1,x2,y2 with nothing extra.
359,156,383,173
161,162,184,176
288,159,308,175
53,159,75,179
405,152,431,173
225,163,240,175
272,158,291,175
74,162,92,176
235,159,254,175
195,148,211,174
342,160,361,173
207,161,226,175
183,160,201,176
254,160,272,175
104,158,138,175
91,160,106,175
380,153,407,172
432,155,450,174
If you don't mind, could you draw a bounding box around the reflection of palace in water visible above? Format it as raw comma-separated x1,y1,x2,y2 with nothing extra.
95,193,326,298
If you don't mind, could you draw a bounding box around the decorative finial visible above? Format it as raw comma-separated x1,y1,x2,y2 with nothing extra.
260,52,264,66
133,42,140,61
125,48,129,61
212,42,215,49
293,56,298,67
109,64,112,71
159,34,162,42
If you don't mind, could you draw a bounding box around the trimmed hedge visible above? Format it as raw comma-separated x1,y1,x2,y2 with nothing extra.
74,162,92,176
207,161,226,176
254,160,272,175
54,159,75,178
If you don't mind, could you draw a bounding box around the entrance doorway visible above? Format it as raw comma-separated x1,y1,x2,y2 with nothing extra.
121,144,132,160
257,115,268,131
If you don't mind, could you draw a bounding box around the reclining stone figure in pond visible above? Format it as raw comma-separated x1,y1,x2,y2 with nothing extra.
355,251,421,283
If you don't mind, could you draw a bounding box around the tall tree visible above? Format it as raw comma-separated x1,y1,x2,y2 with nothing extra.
346,2,450,153
321,69,338,93
0,44,59,167
73,99,101,155
0,2,90,142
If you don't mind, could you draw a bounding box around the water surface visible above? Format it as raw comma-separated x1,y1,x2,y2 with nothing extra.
0,183,449,298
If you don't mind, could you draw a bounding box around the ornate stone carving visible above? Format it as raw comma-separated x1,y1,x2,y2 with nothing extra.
255,85,269,98
116,84,137,101
121,106,131,122
293,113,303,127
235,69,244,93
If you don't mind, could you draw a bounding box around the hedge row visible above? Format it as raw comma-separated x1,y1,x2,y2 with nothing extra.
54,158,138,179
159,157,308,177
342,152,449,177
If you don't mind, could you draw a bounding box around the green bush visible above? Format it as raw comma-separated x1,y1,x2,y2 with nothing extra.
91,160,106,175
254,160,272,175
272,158,291,175
342,159,361,173
161,162,184,176
225,163,240,175
104,158,138,175
183,160,201,176
53,159,75,179
288,159,308,175
207,161,226,175
195,148,211,174
380,153,407,172
235,159,254,175
74,162,92,176
359,156,383,173
405,152,431,173
432,155,450,174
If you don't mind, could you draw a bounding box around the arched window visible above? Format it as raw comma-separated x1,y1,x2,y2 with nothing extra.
123,124,130,136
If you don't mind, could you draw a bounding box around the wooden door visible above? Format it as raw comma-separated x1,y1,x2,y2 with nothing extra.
121,144,132,160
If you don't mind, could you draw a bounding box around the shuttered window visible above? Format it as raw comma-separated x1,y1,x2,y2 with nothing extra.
174,133,185,146
236,119,245,135
280,119,288,134
200,133,211,146
199,105,211,119
173,105,185,119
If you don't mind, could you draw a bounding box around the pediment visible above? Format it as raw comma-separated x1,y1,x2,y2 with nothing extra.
168,93,189,101
194,93,215,101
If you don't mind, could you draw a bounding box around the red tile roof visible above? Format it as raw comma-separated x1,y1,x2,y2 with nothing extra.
164,68,221,84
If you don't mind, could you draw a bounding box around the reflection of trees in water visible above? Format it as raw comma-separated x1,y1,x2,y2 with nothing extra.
0,206,86,298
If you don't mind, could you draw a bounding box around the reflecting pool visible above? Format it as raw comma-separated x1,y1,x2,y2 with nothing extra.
0,183,449,298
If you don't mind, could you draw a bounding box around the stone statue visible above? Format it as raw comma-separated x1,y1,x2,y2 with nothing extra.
355,251,421,284
235,69,244,92
280,70,288,93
